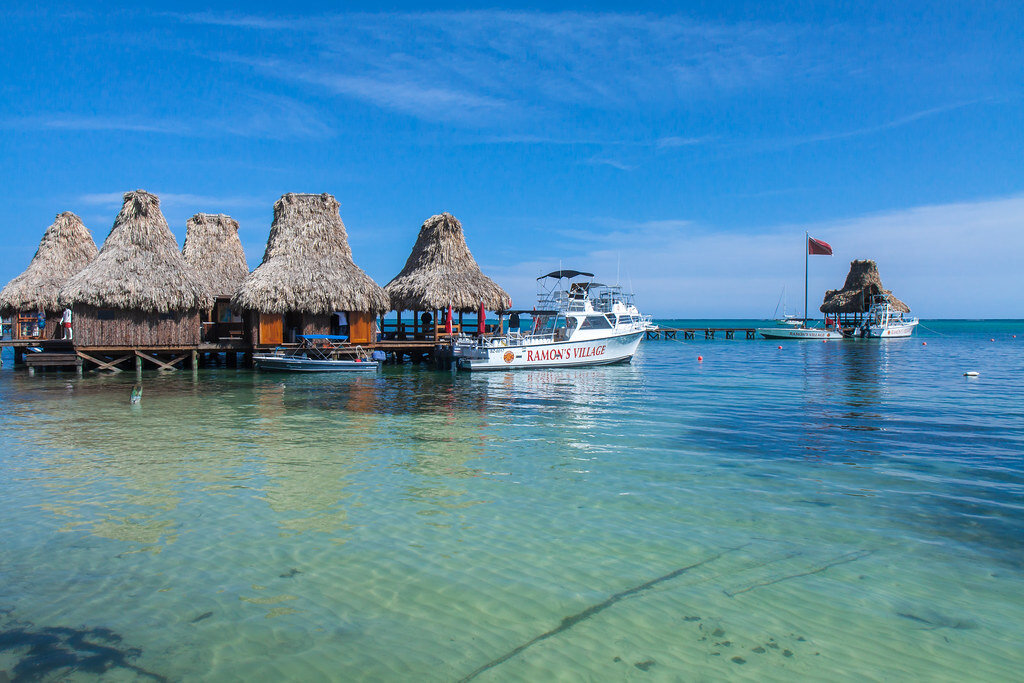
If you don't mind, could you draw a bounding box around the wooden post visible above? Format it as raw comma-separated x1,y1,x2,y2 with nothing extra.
396,310,402,340
191,349,198,369
14,347,24,365
135,354,143,373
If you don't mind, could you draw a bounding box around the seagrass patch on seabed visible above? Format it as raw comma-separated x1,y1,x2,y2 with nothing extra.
456,539,874,681
0,609,165,682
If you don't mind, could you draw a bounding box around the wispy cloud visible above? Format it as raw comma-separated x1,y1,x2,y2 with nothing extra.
777,100,992,148
656,136,713,149
3,92,331,140
182,11,808,126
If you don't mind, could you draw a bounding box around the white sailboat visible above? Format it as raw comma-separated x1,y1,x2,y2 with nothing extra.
771,286,803,326
757,234,845,340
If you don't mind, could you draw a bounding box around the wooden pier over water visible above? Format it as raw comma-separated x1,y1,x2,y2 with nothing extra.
646,327,757,340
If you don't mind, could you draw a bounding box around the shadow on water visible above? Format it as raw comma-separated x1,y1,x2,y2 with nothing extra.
0,612,164,682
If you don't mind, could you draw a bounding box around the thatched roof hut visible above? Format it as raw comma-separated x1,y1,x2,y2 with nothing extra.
182,213,249,298
384,212,511,312
232,193,388,314
0,211,97,314
820,259,910,314
60,190,212,312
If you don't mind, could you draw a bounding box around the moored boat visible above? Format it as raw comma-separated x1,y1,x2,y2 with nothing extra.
758,234,843,340
757,322,845,340
253,334,380,372
861,294,919,338
454,270,647,370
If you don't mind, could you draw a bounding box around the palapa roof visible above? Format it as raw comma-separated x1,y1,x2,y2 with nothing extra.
60,190,212,312
232,193,389,314
820,259,910,313
182,213,250,298
0,212,98,314
384,212,512,312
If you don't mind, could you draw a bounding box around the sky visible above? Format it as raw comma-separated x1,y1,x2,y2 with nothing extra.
1,1,1022,317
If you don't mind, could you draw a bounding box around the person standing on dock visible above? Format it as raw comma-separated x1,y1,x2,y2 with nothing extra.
61,307,73,340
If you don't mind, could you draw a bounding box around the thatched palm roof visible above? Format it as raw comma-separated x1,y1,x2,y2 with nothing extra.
0,212,98,314
232,193,389,314
60,190,212,312
182,213,250,298
384,212,512,312
820,259,910,313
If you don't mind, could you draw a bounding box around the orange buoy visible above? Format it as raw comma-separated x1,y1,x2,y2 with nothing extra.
697,355,703,362
778,345,783,350
922,342,927,346
991,338,995,342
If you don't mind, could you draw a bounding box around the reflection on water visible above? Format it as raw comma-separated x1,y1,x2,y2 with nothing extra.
1,326,1023,680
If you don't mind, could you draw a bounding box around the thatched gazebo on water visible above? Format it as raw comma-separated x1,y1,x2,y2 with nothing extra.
384,212,511,339
0,212,98,340
59,190,212,347
820,259,910,326
232,193,389,346
182,213,249,341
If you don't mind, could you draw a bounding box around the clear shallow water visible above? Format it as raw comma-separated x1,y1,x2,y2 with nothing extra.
1,321,1022,680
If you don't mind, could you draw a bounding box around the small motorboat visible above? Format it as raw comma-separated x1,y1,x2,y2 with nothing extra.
253,335,380,372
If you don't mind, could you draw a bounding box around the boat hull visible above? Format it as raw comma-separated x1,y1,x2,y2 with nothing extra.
253,355,379,372
757,327,845,340
865,321,918,338
456,331,643,371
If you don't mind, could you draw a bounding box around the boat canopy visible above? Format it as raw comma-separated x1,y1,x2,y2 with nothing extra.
537,270,594,280
503,309,559,316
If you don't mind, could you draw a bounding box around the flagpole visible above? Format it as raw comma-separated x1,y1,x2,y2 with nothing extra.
804,231,809,323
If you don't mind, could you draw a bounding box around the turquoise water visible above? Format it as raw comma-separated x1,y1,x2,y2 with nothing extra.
1,321,1022,680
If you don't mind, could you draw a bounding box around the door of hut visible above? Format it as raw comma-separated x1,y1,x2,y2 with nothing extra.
348,312,377,344
258,313,284,346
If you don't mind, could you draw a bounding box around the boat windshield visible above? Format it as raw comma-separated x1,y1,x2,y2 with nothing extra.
579,315,613,330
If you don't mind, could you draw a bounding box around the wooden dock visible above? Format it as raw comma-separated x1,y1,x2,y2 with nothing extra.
645,327,757,340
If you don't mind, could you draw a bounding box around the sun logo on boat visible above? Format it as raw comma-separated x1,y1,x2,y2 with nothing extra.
503,351,515,363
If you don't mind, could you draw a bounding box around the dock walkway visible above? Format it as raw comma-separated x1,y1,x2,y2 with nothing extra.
646,327,757,340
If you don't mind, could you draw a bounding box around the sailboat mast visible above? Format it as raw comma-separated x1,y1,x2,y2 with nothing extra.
804,231,808,321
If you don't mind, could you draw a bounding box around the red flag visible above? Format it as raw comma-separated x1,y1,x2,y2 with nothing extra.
478,301,486,337
807,236,833,255
445,305,453,334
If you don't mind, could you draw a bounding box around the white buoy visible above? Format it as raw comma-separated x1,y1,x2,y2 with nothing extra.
963,371,979,377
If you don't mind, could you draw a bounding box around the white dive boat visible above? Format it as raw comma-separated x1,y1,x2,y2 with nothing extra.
253,335,380,372
861,294,919,338
454,270,648,371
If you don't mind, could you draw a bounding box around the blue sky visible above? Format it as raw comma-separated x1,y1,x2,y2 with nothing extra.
1,1,1022,317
